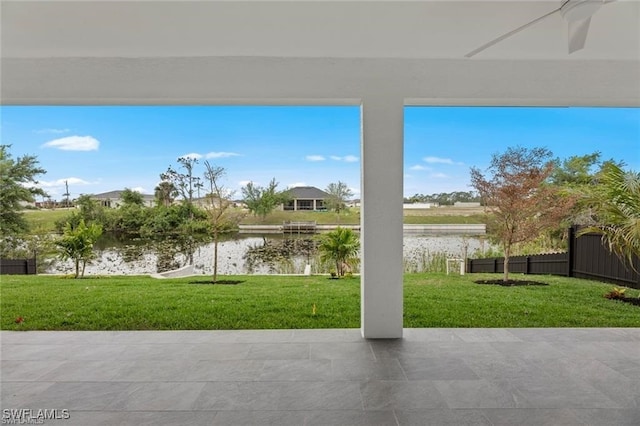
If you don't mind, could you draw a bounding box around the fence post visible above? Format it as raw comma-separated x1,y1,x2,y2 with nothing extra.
493,258,497,273
567,226,575,277
27,257,36,275
525,256,530,275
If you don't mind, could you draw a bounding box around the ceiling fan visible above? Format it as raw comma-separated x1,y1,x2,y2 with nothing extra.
465,0,617,58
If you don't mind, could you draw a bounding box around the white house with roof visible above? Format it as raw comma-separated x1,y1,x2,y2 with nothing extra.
283,186,330,211
90,190,155,208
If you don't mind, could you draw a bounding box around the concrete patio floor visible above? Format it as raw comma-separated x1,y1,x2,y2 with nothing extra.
1,328,639,425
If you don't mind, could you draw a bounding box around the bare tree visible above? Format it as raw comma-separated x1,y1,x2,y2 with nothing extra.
325,181,354,221
202,161,243,283
470,146,574,282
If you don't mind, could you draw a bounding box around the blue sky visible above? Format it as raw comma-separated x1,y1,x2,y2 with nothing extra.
2,106,638,200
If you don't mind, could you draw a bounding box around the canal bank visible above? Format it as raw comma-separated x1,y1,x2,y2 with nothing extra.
239,223,485,235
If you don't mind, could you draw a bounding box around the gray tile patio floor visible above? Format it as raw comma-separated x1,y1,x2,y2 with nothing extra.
1,328,639,425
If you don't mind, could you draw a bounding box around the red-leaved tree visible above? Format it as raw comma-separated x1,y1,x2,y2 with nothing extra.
470,146,574,282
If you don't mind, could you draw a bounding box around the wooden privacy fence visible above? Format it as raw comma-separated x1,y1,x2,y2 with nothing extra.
1,257,37,275
467,227,640,289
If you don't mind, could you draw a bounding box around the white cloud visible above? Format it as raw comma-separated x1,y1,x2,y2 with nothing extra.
423,156,453,164
37,177,91,188
35,128,70,134
288,182,307,188
205,152,240,159
179,152,240,160
130,187,146,194
423,156,464,166
42,136,99,151
328,155,358,162
24,177,95,198
409,165,430,171
305,155,325,162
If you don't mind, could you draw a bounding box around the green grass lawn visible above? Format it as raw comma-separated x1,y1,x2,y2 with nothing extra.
240,209,360,225
402,215,485,225
22,209,74,234
1,273,638,330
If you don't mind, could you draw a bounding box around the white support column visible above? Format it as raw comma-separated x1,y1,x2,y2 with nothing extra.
360,97,404,339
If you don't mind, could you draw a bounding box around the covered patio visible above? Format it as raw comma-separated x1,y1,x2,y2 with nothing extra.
1,1,639,423
2,328,639,425
2,0,639,338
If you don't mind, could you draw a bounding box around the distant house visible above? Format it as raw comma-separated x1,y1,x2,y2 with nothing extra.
347,199,360,208
403,202,438,209
283,186,330,211
90,190,155,208
191,195,237,209
19,200,37,209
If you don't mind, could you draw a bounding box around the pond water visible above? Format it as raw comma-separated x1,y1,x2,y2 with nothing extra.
47,233,492,276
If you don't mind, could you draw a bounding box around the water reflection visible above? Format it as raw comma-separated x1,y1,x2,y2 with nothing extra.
48,232,492,276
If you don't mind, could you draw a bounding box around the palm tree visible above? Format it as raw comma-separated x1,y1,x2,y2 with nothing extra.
580,162,640,268
318,227,360,276
154,181,178,207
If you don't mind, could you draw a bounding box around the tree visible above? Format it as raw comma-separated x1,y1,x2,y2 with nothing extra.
121,188,145,206
470,146,574,282
549,152,603,187
56,194,109,233
56,219,103,278
318,227,360,277
194,177,204,199
75,194,102,220
154,181,178,207
404,191,481,205
579,162,640,268
241,178,288,221
202,161,243,282
0,145,47,235
325,181,353,217
549,152,625,224
160,156,199,205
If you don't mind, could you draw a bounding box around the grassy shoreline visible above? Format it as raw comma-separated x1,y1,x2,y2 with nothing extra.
22,208,486,233
2,273,637,331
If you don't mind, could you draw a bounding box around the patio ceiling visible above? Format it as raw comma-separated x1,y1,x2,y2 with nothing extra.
1,0,639,105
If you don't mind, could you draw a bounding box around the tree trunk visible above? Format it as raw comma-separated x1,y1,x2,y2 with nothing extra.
81,259,87,278
503,245,510,282
74,258,80,279
213,231,219,283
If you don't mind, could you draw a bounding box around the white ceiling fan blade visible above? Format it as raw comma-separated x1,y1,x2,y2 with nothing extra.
568,17,592,53
465,6,561,58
